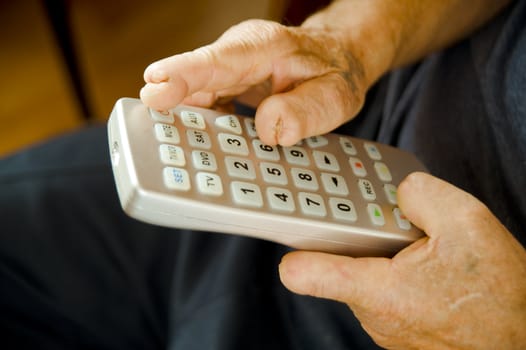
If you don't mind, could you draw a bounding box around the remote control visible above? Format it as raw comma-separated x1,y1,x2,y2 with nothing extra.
107,97,427,257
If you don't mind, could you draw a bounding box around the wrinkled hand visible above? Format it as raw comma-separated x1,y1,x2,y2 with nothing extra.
140,19,369,146
279,172,526,349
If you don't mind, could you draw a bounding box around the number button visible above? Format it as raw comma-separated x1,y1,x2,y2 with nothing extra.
154,123,180,144
180,110,206,129
313,151,340,172
329,198,357,222
291,168,318,190
283,146,310,166
253,140,280,161
267,188,295,213
260,162,287,185
218,133,249,155
298,192,326,217
187,130,211,149
225,157,256,180
231,182,263,208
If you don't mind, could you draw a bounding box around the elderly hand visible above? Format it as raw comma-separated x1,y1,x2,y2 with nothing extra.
279,172,526,349
140,19,371,146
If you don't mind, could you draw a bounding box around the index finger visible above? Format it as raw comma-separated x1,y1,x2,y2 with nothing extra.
140,20,285,111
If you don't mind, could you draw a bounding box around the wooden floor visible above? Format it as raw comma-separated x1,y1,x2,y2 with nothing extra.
0,0,284,156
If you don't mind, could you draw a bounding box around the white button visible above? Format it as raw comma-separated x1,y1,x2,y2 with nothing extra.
320,173,349,195
253,140,280,161
244,118,258,137
159,144,186,166
329,198,357,222
313,151,340,172
298,192,326,217
154,123,180,144
283,146,310,166
196,172,223,196
306,135,329,148
339,137,357,155
260,162,288,185
150,109,174,123
192,150,217,171
231,182,263,208
225,157,256,179
218,133,249,155
349,157,367,177
393,208,412,230
364,142,382,160
374,162,392,182
358,179,376,201
291,168,318,190
163,167,190,191
215,115,242,134
180,110,206,129
187,130,211,149
267,187,295,213
367,203,385,226
383,184,398,204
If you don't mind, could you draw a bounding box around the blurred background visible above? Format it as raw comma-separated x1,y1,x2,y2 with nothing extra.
0,0,329,156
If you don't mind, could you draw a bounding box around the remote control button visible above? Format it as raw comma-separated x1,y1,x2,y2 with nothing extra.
321,173,349,195
231,182,263,208
196,172,223,196
284,146,310,166
349,157,367,177
244,118,257,137
215,115,242,134
218,133,249,155
339,137,357,155
329,198,357,222
159,144,186,166
163,167,191,191
367,203,385,226
154,123,180,144
313,151,340,172
393,207,412,230
253,140,280,161
374,162,392,182
383,184,398,204
291,168,319,190
260,162,288,185
192,150,217,171
150,109,174,123
298,192,326,217
187,130,212,149
267,187,295,213
225,157,256,179
180,110,206,129
306,135,329,148
364,142,382,160
358,179,376,201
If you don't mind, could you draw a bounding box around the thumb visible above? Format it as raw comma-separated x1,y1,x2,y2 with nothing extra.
279,251,392,307
397,172,483,238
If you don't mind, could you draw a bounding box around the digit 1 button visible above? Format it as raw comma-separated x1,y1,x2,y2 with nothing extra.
231,182,263,208
367,203,385,226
